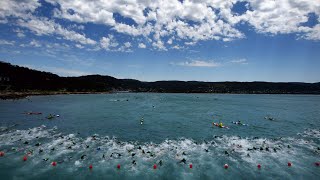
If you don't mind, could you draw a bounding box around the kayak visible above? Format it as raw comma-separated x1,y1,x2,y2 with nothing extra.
232,121,248,126
212,123,229,129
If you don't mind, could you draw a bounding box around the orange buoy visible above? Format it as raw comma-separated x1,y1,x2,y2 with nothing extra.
257,164,261,169
0,151,4,157
189,164,193,169
23,156,27,161
224,164,229,169
89,164,93,170
52,161,57,166
153,164,157,169
288,162,292,167
117,164,120,169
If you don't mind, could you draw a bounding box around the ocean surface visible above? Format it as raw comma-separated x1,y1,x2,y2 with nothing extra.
0,93,319,179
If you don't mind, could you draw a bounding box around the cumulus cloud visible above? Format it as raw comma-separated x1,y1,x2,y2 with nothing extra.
30,39,41,47
138,43,146,48
13,29,26,38
0,0,40,19
0,0,319,51
0,39,15,45
75,44,84,49
124,42,132,48
18,17,96,45
172,60,221,67
100,35,119,50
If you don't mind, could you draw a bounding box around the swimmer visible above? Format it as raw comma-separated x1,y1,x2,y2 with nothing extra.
81,155,86,160
179,158,187,164
159,160,163,166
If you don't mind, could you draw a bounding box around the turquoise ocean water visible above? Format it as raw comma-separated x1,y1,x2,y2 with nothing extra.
0,93,320,179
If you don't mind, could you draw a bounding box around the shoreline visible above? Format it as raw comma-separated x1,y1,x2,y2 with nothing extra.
0,91,111,100
1,91,319,100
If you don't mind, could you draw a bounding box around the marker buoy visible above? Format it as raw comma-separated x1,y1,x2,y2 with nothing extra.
89,164,93,170
52,161,57,166
288,162,292,167
257,164,261,169
0,151,4,157
315,162,320,166
153,164,157,169
224,164,229,169
189,164,193,169
117,164,120,169
23,156,27,161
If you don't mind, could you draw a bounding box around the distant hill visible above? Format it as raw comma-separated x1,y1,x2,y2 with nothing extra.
1,61,320,95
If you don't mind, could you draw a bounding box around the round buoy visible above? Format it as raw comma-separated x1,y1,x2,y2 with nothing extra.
23,156,27,161
224,164,229,169
315,162,320,167
117,164,120,169
257,164,261,169
288,162,292,167
0,151,4,157
189,164,193,169
52,161,57,166
89,164,93,170
153,164,157,169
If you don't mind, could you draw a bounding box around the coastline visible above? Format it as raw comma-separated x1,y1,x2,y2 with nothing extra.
1,91,319,100
0,91,111,100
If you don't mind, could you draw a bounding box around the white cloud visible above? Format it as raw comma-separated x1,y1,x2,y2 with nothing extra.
152,40,167,51
231,59,248,64
0,0,319,52
124,42,132,48
100,35,119,50
0,39,15,45
185,41,196,46
172,60,221,67
75,44,84,49
172,45,181,49
30,39,41,47
138,43,146,48
14,29,25,38
18,17,97,45
243,0,320,40
0,0,40,19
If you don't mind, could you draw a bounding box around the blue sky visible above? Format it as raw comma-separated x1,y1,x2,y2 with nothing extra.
0,0,319,82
